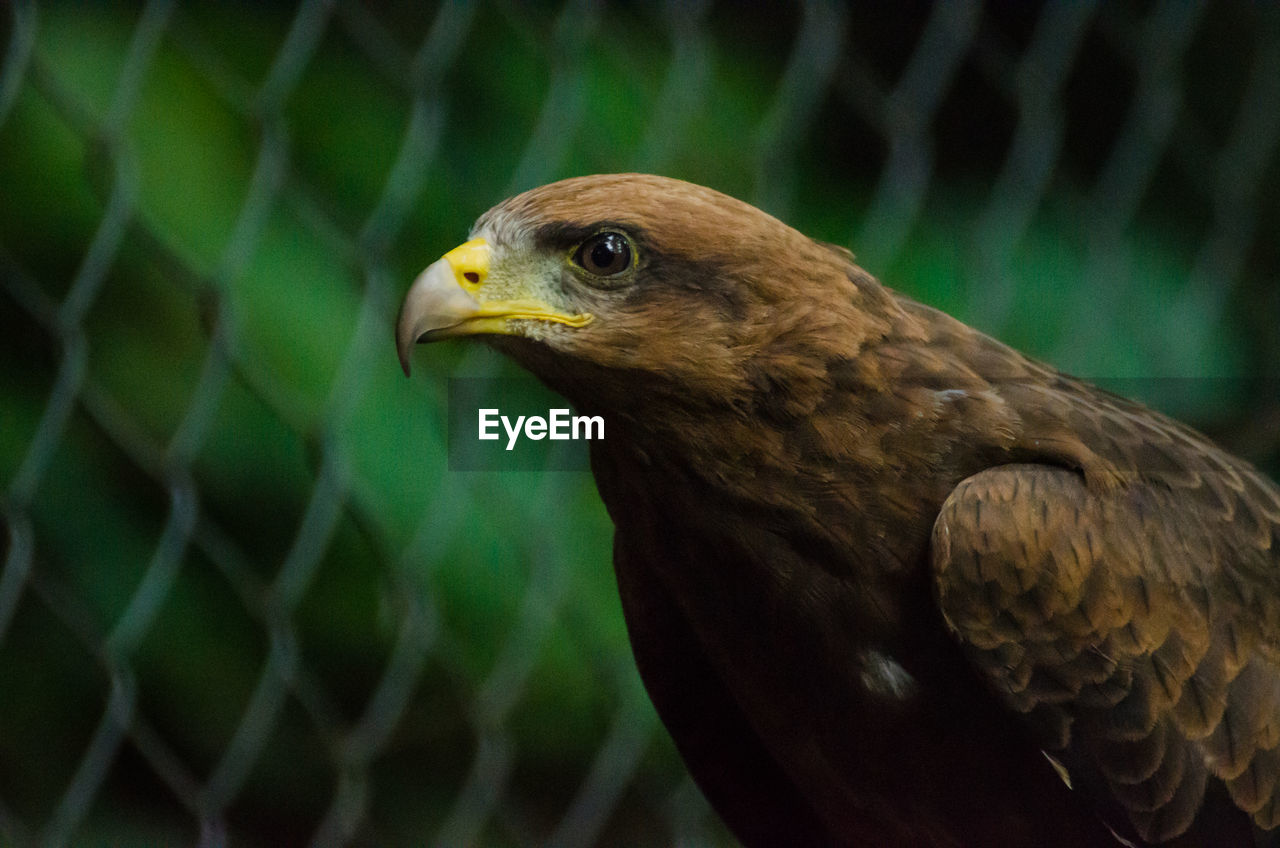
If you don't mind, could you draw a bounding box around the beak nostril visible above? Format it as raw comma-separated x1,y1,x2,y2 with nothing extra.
464,272,480,284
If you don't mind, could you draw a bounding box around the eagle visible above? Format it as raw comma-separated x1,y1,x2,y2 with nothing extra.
396,174,1280,847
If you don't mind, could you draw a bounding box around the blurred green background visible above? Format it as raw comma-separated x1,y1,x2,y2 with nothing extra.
1,1,1277,846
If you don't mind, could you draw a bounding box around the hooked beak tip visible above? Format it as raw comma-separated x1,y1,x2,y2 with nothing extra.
395,256,483,377
395,312,420,378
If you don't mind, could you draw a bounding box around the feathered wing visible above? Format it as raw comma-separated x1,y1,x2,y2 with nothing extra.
932,444,1280,845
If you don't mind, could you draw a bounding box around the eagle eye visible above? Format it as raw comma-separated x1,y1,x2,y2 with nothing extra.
574,231,633,278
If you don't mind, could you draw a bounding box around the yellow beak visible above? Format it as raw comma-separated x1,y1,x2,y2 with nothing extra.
395,237,592,376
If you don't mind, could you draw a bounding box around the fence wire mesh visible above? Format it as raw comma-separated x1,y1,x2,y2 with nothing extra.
1,1,1278,846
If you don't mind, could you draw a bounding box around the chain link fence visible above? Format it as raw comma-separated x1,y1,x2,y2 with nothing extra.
1,1,1278,845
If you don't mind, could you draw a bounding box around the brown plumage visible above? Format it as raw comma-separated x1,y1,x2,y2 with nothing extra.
397,174,1280,846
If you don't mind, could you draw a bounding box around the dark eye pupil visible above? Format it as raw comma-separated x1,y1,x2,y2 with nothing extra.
579,232,631,276
591,240,617,269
